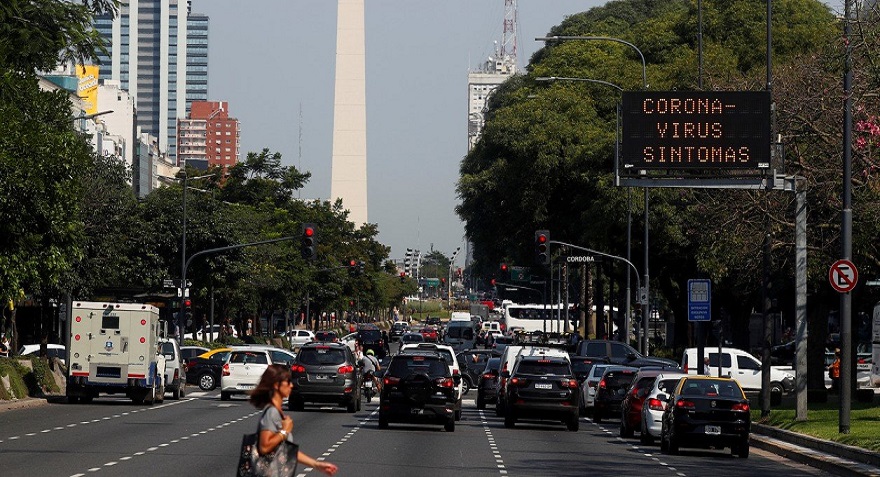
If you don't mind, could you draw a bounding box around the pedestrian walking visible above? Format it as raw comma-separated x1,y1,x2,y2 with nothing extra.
248,364,338,476
0,334,9,358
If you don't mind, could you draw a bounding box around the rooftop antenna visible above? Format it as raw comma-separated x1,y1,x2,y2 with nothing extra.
501,0,518,73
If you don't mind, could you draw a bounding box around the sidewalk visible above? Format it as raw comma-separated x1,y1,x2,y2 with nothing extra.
750,423,880,477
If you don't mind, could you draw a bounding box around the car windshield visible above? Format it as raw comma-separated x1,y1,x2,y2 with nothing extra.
657,378,682,394
388,356,448,378
682,379,742,397
603,371,636,388
230,352,268,365
570,358,595,375
359,330,381,342
446,326,474,340
298,347,346,366
515,361,570,376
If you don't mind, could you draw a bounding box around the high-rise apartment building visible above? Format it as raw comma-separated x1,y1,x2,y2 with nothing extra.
177,101,240,171
94,0,208,165
467,56,515,152
185,10,208,112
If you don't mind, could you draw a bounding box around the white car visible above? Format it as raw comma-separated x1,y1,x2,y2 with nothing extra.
184,324,238,342
341,332,359,353
220,346,296,401
639,372,687,445
18,344,66,366
287,329,316,348
159,338,187,399
579,364,611,416
400,342,464,420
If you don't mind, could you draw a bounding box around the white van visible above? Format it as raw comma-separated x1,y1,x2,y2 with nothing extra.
682,347,795,394
481,321,502,334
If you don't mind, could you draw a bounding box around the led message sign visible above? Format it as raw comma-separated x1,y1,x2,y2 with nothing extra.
621,91,771,171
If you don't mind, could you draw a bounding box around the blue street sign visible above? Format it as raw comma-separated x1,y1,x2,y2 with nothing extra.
687,279,711,322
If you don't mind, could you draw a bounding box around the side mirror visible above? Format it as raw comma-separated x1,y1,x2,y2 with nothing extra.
501,371,510,379
657,393,668,402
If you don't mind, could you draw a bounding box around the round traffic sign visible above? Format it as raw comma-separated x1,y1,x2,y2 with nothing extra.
828,259,859,293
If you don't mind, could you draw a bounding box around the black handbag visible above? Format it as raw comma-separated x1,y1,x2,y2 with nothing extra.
236,432,299,477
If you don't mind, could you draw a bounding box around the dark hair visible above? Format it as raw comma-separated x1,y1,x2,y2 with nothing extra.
249,364,292,409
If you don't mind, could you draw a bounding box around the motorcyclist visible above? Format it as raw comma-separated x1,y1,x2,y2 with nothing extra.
360,349,381,393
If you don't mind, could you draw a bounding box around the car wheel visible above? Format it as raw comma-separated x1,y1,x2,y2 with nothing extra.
567,416,580,432
445,418,456,432
594,412,603,424
290,398,305,412
378,414,389,429
640,421,654,445
171,386,181,400
476,394,485,410
198,373,216,391
461,378,471,396
220,391,230,401
579,400,586,417
620,419,633,438
346,398,357,413
504,414,516,428
356,394,362,411
495,400,504,417
770,381,784,395
737,440,750,458
455,408,462,421
67,396,79,404
667,430,679,455
180,385,186,398
660,427,669,452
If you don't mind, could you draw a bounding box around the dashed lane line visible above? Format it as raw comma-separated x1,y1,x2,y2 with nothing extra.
587,418,686,477
479,410,508,475
295,408,378,476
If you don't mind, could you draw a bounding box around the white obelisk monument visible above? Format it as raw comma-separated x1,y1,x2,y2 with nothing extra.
330,0,368,225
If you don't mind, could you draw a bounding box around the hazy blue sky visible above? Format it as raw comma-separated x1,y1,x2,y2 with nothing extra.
194,0,600,262
194,0,843,263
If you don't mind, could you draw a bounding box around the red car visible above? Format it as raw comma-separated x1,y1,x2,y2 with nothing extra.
619,368,675,437
420,326,438,342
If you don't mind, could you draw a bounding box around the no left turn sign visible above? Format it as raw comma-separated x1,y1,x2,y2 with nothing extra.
829,259,859,293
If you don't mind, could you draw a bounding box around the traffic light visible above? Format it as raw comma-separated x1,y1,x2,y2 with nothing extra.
500,263,509,281
301,223,317,260
490,278,497,286
358,261,365,276
348,259,357,276
184,299,193,322
399,272,406,282
535,230,550,265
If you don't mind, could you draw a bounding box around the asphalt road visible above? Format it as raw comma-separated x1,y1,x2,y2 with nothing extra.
0,386,824,477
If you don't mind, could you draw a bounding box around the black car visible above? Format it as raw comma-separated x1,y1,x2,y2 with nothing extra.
186,350,231,391
456,350,497,394
288,342,361,413
592,365,638,423
356,325,386,358
577,340,678,368
476,357,501,409
425,316,442,326
378,351,458,432
501,355,580,431
661,376,751,458
569,354,598,384
315,330,339,343
389,322,410,341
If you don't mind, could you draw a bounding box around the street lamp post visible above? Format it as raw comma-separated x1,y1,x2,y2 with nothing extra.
448,247,460,309
536,35,650,353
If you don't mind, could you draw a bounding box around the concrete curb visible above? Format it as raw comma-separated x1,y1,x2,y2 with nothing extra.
750,432,880,477
752,423,880,468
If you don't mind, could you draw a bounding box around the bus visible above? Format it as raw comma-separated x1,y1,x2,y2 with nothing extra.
503,303,576,333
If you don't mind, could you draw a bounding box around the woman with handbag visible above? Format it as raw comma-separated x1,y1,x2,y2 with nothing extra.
247,364,338,476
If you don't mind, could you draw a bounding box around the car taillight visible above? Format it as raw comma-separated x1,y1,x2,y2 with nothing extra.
683,363,688,373
338,365,354,374
560,379,578,389
509,377,528,387
435,377,454,388
383,376,400,386
676,399,695,410
598,379,607,389
482,372,496,380
731,403,750,412
173,369,179,380
453,369,459,375
291,364,306,373
647,398,666,411
222,363,230,376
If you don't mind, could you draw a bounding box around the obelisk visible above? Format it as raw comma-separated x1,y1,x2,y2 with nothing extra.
330,0,368,225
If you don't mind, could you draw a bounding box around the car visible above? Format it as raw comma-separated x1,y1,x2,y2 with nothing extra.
341,332,359,353
456,350,497,393
660,376,751,458
425,316,442,327
569,354,598,384
288,342,360,413
184,324,238,342
220,346,296,401
198,347,233,360
314,330,339,343
639,371,688,445
401,342,464,419
619,367,678,438
356,325,386,358
491,335,514,354
159,338,187,399
378,350,457,432
400,332,425,345
476,357,501,409
592,365,638,423
287,329,316,348
419,326,439,343
577,339,679,368
682,347,794,395
500,354,580,431
579,363,611,416
18,343,66,366
443,320,476,352
389,322,410,341
186,349,231,391
180,346,209,362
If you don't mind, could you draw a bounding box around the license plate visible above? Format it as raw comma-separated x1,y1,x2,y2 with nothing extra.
705,425,721,435
411,408,423,415
239,384,255,390
313,374,331,380
535,383,552,390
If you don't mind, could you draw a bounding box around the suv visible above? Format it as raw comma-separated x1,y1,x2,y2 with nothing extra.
501,354,580,431
159,338,187,400
220,346,296,401
378,351,457,432
288,342,360,413
356,325,386,358
401,342,464,419
577,340,678,368
389,322,410,341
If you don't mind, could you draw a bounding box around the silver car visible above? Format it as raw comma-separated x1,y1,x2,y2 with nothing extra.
639,372,687,444
579,364,610,416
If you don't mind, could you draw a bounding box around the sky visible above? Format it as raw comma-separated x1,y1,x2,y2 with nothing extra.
194,0,602,263
194,0,845,264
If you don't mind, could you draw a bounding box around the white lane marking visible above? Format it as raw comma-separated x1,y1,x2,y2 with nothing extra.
296,407,377,476
585,416,686,477
478,410,508,476
67,409,260,477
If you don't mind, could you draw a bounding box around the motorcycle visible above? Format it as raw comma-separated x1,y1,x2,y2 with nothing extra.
363,372,375,403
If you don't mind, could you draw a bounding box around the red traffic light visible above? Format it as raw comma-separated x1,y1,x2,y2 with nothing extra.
537,234,547,244
500,263,508,272
184,299,192,307
490,278,497,286
349,259,357,267
304,226,315,237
